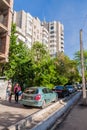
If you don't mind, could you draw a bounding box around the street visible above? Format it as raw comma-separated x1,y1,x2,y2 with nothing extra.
54,96,87,130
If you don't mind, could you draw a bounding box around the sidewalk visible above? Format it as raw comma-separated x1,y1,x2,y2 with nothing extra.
54,95,87,130
0,98,39,130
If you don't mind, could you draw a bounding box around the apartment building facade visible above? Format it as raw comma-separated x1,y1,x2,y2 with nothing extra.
0,0,13,62
32,17,42,44
43,21,64,57
13,10,64,57
13,10,49,49
41,22,49,48
13,10,33,48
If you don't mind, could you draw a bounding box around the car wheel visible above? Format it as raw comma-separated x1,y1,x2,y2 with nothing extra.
54,96,58,102
41,100,46,109
62,93,65,98
23,104,28,107
67,91,70,96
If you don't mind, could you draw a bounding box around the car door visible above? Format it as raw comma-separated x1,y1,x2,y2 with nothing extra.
47,88,55,102
42,88,49,104
63,86,69,96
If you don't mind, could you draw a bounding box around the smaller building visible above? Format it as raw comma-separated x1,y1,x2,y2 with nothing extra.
0,0,13,62
0,77,8,99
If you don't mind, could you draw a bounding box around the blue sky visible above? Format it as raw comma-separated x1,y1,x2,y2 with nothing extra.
14,0,87,59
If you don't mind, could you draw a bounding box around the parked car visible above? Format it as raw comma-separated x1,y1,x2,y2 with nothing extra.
20,87,58,109
52,86,69,98
77,84,82,90
65,85,76,94
86,84,87,89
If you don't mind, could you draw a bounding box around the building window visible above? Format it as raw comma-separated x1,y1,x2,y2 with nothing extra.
50,35,54,38
50,40,56,43
34,25,36,29
37,30,39,33
37,35,39,39
34,32,36,36
61,37,64,40
50,31,54,34
61,42,64,44
0,14,4,23
50,26,54,30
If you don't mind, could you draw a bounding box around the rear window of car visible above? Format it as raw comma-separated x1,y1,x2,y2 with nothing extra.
66,86,73,88
55,86,63,90
24,88,38,94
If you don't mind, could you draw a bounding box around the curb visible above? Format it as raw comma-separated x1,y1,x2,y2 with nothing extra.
31,92,82,130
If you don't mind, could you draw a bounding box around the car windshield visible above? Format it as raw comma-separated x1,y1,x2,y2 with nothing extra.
24,88,38,94
55,86,63,90
66,86,73,88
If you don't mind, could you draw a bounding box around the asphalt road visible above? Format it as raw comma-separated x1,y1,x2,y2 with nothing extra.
54,96,87,130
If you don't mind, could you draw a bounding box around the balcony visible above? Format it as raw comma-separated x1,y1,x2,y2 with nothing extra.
0,23,8,34
0,0,12,62
0,0,10,10
0,52,5,59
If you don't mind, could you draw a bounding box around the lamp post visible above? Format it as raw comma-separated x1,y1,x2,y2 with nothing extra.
80,29,87,104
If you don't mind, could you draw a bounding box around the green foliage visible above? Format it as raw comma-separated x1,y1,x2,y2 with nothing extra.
39,58,56,89
30,41,49,63
30,42,55,89
1,24,80,89
54,53,80,85
74,50,87,82
4,24,31,86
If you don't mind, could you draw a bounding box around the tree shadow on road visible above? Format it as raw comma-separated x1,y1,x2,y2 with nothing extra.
0,112,24,129
0,99,36,109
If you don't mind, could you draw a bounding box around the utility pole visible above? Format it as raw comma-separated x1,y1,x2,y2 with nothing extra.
80,29,87,104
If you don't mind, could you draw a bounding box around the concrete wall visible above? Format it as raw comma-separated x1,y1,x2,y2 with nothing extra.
0,78,8,99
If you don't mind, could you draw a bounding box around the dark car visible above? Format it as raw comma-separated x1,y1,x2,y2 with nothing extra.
65,85,76,94
77,84,82,90
52,86,69,98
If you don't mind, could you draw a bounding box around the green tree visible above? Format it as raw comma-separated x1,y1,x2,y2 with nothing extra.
74,50,87,82
31,41,48,62
4,24,30,86
30,42,56,88
54,53,80,85
3,24,80,89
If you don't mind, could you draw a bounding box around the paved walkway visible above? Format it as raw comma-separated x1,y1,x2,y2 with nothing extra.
0,98,39,130
55,96,87,130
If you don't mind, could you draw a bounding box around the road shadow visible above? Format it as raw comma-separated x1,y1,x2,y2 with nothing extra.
0,112,24,129
0,99,36,109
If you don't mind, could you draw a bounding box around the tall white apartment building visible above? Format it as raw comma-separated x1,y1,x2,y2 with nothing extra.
32,17,42,44
41,23,49,48
26,13,33,47
13,10,33,48
43,21,64,57
13,10,64,57
13,10,49,48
